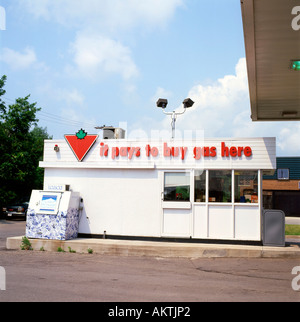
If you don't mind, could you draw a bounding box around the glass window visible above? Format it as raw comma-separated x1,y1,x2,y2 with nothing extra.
195,170,206,202
234,171,258,203
164,172,190,202
277,169,289,180
209,170,232,202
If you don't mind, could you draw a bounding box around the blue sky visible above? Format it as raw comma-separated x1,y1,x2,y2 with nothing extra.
1,0,300,156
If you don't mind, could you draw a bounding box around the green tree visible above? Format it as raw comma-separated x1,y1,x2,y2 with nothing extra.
0,75,52,207
0,75,6,115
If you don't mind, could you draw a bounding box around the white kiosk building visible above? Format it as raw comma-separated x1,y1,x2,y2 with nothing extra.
35,130,276,244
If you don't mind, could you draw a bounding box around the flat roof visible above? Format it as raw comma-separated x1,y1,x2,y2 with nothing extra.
241,0,300,121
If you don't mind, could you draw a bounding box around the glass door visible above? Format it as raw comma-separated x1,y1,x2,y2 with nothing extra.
161,171,192,237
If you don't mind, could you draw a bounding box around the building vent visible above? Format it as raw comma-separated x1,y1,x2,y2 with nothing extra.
103,127,126,140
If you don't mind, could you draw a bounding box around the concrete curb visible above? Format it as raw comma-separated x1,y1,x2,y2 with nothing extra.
6,236,300,258
286,235,300,239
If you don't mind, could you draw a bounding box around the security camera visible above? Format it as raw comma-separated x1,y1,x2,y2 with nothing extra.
183,98,194,108
156,98,168,109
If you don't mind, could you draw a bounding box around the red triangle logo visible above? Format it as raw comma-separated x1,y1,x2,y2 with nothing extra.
65,129,98,162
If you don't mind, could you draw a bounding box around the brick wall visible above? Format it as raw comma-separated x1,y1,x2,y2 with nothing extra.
263,180,300,191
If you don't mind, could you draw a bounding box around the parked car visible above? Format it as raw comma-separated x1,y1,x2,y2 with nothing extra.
2,201,29,220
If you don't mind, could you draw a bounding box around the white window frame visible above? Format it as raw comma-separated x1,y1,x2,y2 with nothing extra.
277,168,289,180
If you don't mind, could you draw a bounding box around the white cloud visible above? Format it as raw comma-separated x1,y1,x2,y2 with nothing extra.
152,87,174,104
37,82,86,107
129,58,250,141
61,107,97,130
69,32,139,80
59,89,85,106
17,0,184,84
20,0,184,31
173,57,249,137
277,124,300,154
35,83,96,135
0,47,37,70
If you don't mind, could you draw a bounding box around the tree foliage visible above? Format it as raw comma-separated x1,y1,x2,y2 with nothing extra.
0,75,52,206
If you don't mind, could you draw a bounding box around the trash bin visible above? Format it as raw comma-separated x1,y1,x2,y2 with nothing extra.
262,209,285,247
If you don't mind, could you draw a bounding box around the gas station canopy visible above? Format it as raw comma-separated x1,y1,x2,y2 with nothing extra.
241,0,300,121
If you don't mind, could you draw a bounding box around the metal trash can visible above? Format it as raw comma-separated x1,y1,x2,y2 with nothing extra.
263,209,285,247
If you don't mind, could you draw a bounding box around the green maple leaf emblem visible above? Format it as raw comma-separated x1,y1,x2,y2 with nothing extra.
76,129,87,140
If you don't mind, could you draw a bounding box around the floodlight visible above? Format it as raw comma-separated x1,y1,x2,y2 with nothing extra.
183,98,194,108
156,98,168,109
156,97,195,139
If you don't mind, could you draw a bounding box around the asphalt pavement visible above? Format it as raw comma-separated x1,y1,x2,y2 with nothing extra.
0,219,300,303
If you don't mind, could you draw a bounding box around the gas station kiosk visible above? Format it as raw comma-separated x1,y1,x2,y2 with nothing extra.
33,128,277,245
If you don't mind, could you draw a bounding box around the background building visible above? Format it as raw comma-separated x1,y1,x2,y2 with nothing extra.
263,157,300,217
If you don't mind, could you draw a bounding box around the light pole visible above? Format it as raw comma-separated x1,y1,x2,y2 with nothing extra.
157,98,194,139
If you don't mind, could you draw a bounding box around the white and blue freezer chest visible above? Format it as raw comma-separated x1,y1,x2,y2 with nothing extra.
26,190,81,240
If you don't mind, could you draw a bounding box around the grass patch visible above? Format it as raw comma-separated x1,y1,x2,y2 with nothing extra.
68,246,76,253
285,225,300,236
20,236,33,250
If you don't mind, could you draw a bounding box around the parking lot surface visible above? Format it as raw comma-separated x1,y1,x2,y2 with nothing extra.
0,220,300,302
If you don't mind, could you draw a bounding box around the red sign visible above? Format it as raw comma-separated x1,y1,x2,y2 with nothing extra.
65,129,98,162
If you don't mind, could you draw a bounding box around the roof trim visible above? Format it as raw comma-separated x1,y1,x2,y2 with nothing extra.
241,0,258,121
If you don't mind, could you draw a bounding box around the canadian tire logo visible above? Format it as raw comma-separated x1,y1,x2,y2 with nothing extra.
65,129,98,162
